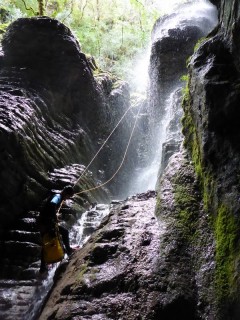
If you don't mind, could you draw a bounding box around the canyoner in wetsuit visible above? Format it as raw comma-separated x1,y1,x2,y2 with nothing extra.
38,185,75,274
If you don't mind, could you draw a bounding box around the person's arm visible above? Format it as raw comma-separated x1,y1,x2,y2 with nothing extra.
49,194,62,227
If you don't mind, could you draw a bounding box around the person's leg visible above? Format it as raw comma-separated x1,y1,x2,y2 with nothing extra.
38,224,48,273
39,247,47,273
58,225,72,254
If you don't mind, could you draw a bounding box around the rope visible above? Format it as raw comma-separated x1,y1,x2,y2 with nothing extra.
75,103,142,195
54,105,138,214
74,104,134,186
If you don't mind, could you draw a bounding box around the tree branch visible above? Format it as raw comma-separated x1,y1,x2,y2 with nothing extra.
61,0,74,23
20,0,36,15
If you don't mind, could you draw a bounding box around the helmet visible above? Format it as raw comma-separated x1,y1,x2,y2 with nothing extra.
62,185,75,196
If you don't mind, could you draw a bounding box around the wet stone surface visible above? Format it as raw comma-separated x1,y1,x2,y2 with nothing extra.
39,191,168,319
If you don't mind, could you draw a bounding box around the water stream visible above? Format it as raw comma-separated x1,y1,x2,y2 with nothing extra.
69,203,110,246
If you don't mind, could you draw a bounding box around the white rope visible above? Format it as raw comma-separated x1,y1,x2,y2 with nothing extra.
75,104,142,195
74,104,133,186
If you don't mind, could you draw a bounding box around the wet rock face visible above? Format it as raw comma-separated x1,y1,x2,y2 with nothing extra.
40,189,200,320
185,30,240,218
149,2,218,118
147,2,218,184
39,191,161,319
214,0,240,71
210,0,220,8
189,34,240,135
2,18,81,65
0,16,137,318
158,88,183,180
156,151,216,319
181,1,240,318
0,202,110,320
92,76,137,199
150,24,205,120
150,25,204,109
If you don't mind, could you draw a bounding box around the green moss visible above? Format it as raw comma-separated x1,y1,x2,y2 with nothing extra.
155,194,162,218
181,76,215,212
0,23,8,34
181,75,190,100
174,184,196,208
214,205,239,303
182,82,203,183
193,37,208,52
76,263,88,283
71,263,89,293
180,74,189,83
173,179,198,241
88,267,99,281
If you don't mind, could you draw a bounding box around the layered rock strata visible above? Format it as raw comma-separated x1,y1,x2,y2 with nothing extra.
0,17,136,232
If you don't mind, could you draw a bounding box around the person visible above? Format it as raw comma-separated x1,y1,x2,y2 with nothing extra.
38,185,75,273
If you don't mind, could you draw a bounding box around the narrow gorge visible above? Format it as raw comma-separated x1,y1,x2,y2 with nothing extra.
1,0,240,319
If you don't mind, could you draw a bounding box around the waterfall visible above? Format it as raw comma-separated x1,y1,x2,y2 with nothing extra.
152,0,219,42
69,203,110,246
126,0,218,196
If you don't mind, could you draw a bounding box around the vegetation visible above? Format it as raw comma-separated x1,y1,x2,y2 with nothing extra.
215,205,239,303
193,37,207,52
0,0,162,78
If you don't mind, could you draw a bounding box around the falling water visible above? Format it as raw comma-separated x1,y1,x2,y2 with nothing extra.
152,0,219,42
69,203,110,246
128,46,151,94
127,0,218,196
128,86,182,194
25,265,58,320
23,204,110,320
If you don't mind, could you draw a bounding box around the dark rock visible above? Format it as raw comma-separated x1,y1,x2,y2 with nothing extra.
139,2,218,196
180,1,240,318
38,191,164,320
149,24,204,117
5,230,41,244
89,243,118,265
0,17,106,232
96,228,125,242
121,204,129,210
